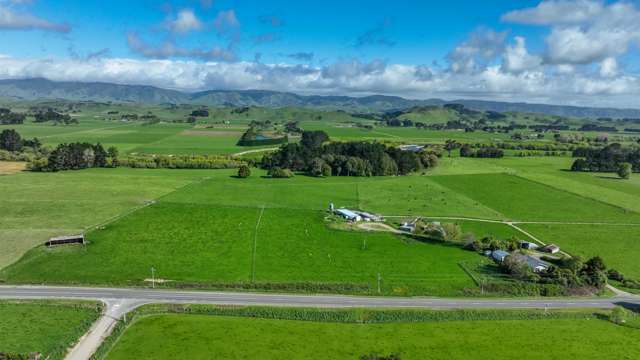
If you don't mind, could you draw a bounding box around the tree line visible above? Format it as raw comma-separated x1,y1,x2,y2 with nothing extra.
261,130,439,177
29,142,118,171
459,144,504,158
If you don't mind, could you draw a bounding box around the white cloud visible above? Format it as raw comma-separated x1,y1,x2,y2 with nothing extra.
600,57,618,78
504,1,640,65
0,55,638,108
166,9,203,34
502,37,542,73
0,4,70,32
446,28,508,73
502,0,603,25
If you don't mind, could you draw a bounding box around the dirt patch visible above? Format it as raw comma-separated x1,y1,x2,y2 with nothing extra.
0,161,27,175
181,130,243,137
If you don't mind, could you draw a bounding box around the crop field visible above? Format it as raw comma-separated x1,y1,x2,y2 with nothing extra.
104,312,640,360
0,168,209,269
0,300,101,359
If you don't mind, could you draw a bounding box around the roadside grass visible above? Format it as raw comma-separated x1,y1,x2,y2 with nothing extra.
0,300,102,360
100,305,640,360
0,168,209,269
520,224,640,279
429,172,640,223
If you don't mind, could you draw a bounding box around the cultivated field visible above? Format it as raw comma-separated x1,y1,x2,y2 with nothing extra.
0,300,101,359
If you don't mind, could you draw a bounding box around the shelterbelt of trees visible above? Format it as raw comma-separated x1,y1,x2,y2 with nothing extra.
571,143,640,173
262,130,440,177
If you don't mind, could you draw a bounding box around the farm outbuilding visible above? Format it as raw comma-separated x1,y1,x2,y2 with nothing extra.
519,241,539,250
491,250,510,263
542,244,560,254
45,234,85,247
335,208,362,222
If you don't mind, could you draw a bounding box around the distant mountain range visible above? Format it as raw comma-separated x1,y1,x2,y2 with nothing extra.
1,78,639,119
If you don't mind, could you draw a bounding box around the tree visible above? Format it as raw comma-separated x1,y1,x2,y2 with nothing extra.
268,167,294,178
0,129,22,152
300,130,329,148
309,158,326,177
442,223,462,242
444,139,458,157
237,164,251,178
107,146,119,167
617,162,632,179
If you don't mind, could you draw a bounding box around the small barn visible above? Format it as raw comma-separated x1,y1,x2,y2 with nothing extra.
335,208,362,222
45,234,85,247
519,241,539,250
542,244,560,254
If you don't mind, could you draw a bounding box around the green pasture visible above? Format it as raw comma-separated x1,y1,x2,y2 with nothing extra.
0,168,208,269
104,311,640,360
0,300,101,360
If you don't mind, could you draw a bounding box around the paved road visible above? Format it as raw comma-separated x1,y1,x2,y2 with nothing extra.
3,285,639,360
2,285,639,309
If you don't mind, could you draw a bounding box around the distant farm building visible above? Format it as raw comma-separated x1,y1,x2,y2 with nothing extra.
542,244,560,254
398,144,424,152
354,211,383,222
335,208,362,222
519,241,539,250
45,234,85,247
399,222,416,233
491,250,510,263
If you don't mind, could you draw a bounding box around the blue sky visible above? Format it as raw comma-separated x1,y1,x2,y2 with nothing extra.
0,0,639,108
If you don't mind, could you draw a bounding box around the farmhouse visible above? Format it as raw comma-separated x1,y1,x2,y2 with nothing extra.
513,254,550,273
491,250,510,263
335,208,362,222
45,234,85,247
542,244,560,254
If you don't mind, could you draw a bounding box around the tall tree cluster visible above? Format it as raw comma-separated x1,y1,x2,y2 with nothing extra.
571,143,640,173
262,131,438,177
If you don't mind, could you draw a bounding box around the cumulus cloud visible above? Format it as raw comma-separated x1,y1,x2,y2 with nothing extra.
502,37,542,73
447,28,508,73
504,0,640,65
1,55,637,107
0,4,70,32
600,57,618,78
502,0,603,25
166,9,203,34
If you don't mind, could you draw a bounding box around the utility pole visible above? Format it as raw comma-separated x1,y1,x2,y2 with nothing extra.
151,266,156,289
377,273,381,294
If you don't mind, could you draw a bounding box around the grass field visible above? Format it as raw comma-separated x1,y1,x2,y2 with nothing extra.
0,300,101,359
104,311,640,360
1,169,482,295
0,168,209,269
520,223,640,278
